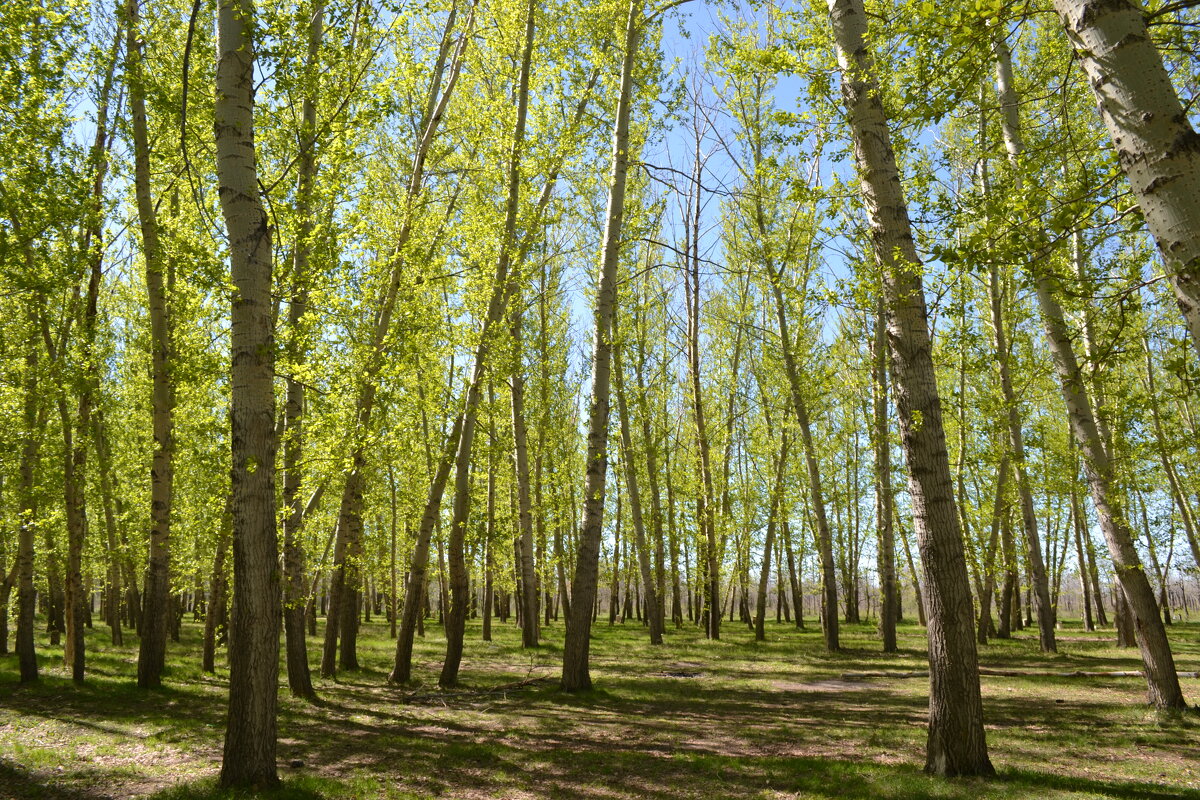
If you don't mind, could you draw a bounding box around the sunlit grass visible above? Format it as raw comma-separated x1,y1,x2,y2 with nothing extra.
1,610,1198,798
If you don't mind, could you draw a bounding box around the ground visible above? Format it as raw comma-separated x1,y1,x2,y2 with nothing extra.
1,612,1198,799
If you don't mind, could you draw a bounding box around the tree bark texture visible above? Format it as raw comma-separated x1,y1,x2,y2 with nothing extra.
1052,0,1200,360
828,0,993,775
128,0,175,691
561,0,641,691
217,0,281,786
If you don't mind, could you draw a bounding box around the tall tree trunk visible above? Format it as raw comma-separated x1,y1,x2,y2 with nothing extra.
828,0,992,774
1052,0,1200,360
872,301,897,652
53,26,119,683
986,243,1056,652
613,316,663,645
1070,480,1094,631
683,148,720,642
1142,336,1200,570
217,0,281,786
561,0,641,691
483,401,496,642
281,0,324,701
755,427,789,641
1033,257,1185,708
977,458,1009,645
203,512,231,674
328,4,472,677
506,0,541,651
128,0,174,691
93,412,123,646
994,33,1187,712
664,418,683,627
633,293,667,635
765,255,839,651
16,309,40,683
390,472,400,640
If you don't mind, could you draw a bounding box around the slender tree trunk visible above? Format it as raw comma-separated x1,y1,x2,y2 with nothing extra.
391,414,461,683
203,512,231,674
755,428,789,641
664,422,683,627
16,310,40,683
1052,0,1200,360
1142,337,1200,570
784,519,804,629
872,301,897,652
390,473,399,640
328,5,473,678
683,157,720,642
94,412,123,646
995,34,1186,712
766,276,839,650
1136,491,1170,625
1071,481,1094,631
561,0,642,691
217,0,280,785
829,0,992,774
633,295,668,636
53,26,119,683
503,0,541,654
483,406,495,642
614,316,662,645
280,0,324,701
1034,260,1185,707
128,0,174,691
977,459,1009,645
986,250,1056,652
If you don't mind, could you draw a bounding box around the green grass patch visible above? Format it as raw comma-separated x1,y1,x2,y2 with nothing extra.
1,613,1198,798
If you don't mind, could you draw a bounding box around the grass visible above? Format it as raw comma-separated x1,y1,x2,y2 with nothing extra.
0,611,1198,799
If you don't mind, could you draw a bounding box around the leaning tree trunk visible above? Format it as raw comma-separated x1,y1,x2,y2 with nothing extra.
561,0,642,692
993,32,1187,712
764,246,839,651
986,251,1056,653
439,0,536,687
1052,0,1200,361
326,5,472,678
828,0,993,776
127,0,174,691
391,413,460,684
1033,275,1186,709
1142,336,1200,570
217,0,281,787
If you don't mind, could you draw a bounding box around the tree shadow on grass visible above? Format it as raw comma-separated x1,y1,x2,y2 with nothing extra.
0,758,114,800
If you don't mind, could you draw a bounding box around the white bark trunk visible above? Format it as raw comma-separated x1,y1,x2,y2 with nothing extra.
1052,0,1200,360
216,0,280,786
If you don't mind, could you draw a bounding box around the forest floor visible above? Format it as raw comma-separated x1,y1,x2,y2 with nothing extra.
0,613,1198,799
